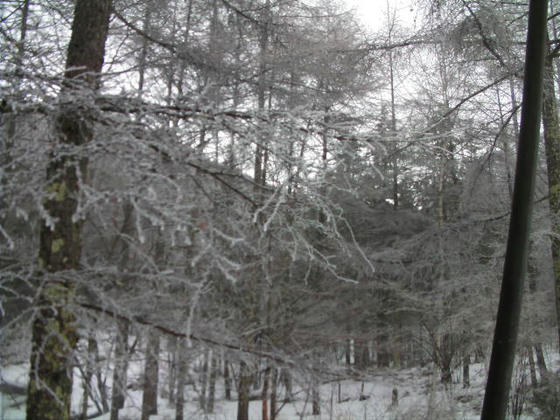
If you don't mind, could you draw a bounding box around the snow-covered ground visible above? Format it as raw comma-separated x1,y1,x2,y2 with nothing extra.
2,353,558,419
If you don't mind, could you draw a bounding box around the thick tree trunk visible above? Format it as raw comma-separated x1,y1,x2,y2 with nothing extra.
141,331,160,420
25,2,111,419
542,50,560,353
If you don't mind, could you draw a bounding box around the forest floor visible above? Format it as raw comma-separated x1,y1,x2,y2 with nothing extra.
1,351,558,419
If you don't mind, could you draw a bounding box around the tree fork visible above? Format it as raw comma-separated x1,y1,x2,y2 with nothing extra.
481,1,548,419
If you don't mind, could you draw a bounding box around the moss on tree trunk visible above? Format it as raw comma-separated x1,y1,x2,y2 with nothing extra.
26,1,112,418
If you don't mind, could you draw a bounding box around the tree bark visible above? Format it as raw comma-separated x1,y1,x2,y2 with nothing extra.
80,332,96,420
175,339,187,420
110,319,129,420
167,336,177,404
25,1,111,419
141,331,160,420
270,367,278,420
208,352,217,413
463,353,470,388
200,348,209,411
262,364,270,420
542,48,560,354
224,357,232,400
237,361,251,420
312,380,320,415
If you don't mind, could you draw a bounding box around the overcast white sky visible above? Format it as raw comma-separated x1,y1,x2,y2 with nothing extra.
342,0,418,30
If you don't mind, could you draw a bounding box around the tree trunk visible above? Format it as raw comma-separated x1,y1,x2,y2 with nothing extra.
207,352,217,413
80,333,96,420
463,354,470,388
224,357,232,400
282,369,293,402
110,319,129,420
25,2,112,419
175,339,187,420
167,337,177,404
542,49,560,354
200,348,209,411
237,361,251,420
262,364,270,420
312,380,320,415
345,339,351,366
141,331,160,420
270,367,278,420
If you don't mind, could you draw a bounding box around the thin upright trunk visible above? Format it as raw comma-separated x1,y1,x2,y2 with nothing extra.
80,332,96,420
137,1,152,96
254,0,270,189
175,339,187,420
207,352,217,413
110,319,129,420
312,380,320,415
167,337,177,404
141,331,160,420
224,358,232,400
200,348,209,411
345,339,351,367
463,354,470,388
262,365,270,420
389,47,399,210
25,2,112,419
270,367,278,420
237,361,251,420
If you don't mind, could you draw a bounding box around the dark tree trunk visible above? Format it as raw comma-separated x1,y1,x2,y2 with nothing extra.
237,361,251,420
312,380,320,415
141,331,160,420
282,369,292,402
224,358,232,400
25,2,112,418
463,354,470,388
270,367,278,420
